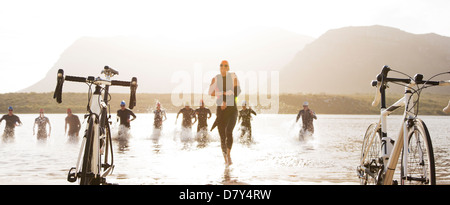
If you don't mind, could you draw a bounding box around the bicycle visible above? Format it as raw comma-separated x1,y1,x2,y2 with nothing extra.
53,66,137,185
357,65,450,185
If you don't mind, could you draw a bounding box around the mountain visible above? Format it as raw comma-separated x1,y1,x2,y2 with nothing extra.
21,27,314,94
280,25,450,94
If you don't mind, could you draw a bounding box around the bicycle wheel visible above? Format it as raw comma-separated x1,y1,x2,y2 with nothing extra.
80,117,100,185
401,119,436,185
359,123,383,185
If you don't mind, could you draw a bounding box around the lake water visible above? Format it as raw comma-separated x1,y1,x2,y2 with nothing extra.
0,113,449,185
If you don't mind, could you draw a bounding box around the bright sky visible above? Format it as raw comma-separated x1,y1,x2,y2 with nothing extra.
1,0,449,93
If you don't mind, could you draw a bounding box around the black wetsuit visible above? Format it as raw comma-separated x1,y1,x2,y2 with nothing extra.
296,109,317,133
177,108,196,129
153,109,166,129
0,114,21,138
35,116,50,140
195,107,211,132
213,73,241,155
117,108,136,128
65,114,81,137
238,108,257,139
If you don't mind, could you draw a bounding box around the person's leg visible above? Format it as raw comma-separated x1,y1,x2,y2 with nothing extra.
224,109,238,165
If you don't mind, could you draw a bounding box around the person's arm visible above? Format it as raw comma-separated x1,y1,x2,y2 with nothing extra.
209,78,217,97
16,117,22,126
33,119,37,135
296,111,302,122
238,111,242,123
233,75,241,97
76,116,81,131
162,110,167,121
176,110,181,120
207,109,212,119
65,118,68,134
192,112,197,125
47,118,52,137
251,109,257,116
130,110,137,121
312,110,317,120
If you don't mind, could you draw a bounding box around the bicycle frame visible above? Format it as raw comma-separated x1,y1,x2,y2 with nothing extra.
361,66,450,185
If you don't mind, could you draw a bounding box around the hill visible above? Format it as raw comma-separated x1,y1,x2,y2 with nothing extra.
20,27,314,94
280,25,450,94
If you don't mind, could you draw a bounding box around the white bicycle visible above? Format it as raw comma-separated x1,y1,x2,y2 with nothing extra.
357,65,450,185
54,66,137,185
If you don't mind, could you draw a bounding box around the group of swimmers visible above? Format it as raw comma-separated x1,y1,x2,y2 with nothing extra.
1,60,317,166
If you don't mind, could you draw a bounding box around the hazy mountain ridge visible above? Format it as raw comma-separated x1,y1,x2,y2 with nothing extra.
280,25,450,94
21,27,314,93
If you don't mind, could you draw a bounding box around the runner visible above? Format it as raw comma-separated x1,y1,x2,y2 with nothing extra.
33,108,51,141
176,103,197,129
296,101,317,140
238,100,257,143
65,108,81,141
153,101,167,130
0,106,22,142
116,100,136,137
209,60,241,166
194,99,211,146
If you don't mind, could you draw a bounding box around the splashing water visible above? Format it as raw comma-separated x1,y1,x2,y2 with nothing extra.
0,114,449,184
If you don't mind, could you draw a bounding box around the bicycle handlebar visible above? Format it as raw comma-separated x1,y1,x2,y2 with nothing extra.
371,65,450,113
53,68,138,109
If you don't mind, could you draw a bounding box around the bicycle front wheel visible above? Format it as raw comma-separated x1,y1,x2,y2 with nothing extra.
401,119,436,185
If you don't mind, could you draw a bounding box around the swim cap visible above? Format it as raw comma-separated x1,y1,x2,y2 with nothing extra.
8,106,13,111
120,100,126,106
39,108,44,113
242,100,247,106
303,101,309,106
199,99,204,106
67,108,72,113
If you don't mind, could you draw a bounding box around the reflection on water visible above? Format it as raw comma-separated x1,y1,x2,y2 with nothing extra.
0,114,449,184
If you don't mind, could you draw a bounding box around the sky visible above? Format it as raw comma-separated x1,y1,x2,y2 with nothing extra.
1,0,450,93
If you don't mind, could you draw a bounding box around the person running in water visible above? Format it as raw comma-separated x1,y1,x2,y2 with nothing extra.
176,103,197,129
296,101,317,140
194,99,211,146
117,100,136,136
33,108,51,141
153,101,167,130
209,60,241,166
238,100,257,142
0,106,22,142
65,108,81,141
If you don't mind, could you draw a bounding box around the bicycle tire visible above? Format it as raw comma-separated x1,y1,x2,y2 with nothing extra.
400,119,436,185
80,117,97,185
359,123,383,185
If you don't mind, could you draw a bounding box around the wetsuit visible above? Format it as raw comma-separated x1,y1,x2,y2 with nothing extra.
35,116,50,140
0,114,21,139
153,109,166,129
238,108,257,139
117,108,136,128
177,108,196,129
296,109,317,133
212,72,241,155
195,107,211,132
65,114,81,137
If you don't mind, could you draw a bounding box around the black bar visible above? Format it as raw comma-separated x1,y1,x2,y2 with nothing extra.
65,75,87,83
111,80,131,87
